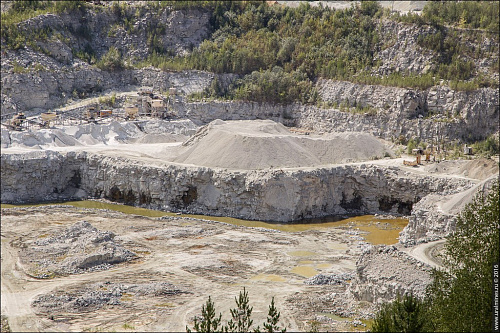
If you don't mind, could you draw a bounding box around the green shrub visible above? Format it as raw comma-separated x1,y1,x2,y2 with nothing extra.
472,135,500,157
96,46,124,71
371,293,432,332
406,137,420,154
12,60,28,73
426,181,499,332
232,67,317,105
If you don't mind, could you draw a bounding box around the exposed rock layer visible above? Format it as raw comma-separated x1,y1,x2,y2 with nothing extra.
1,150,473,222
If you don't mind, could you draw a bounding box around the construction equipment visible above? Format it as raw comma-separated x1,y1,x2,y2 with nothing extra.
124,106,139,120
150,99,167,119
40,112,57,128
2,112,26,130
86,107,98,122
99,110,113,118
463,144,473,155
403,153,421,167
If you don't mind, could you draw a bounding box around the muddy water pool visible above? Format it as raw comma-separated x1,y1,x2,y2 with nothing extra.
1,200,408,245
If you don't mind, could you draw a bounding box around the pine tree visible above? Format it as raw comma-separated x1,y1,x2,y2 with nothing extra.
262,297,286,333
371,293,431,332
225,287,254,332
186,296,222,333
427,181,499,332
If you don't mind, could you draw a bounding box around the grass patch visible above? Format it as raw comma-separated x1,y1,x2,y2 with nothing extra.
1,315,11,333
122,323,135,330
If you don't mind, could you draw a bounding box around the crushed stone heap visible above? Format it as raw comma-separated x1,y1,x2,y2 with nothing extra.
21,221,136,278
349,245,432,303
32,281,184,314
172,119,393,169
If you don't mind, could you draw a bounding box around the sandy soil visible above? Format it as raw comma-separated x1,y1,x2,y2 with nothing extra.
1,206,376,332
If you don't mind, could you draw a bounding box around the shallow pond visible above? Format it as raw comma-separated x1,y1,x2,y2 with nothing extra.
1,200,408,245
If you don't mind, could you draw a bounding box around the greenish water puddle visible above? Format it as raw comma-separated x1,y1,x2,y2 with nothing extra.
1,200,408,244
1,201,169,217
288,250,317,257
290,265,318,278
250,274,286,282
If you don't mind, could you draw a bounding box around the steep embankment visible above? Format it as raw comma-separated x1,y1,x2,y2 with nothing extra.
1,149,473,222
400,170,498,245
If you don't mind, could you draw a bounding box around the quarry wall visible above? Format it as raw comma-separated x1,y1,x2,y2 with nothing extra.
175,81,499,143
1,151,473,222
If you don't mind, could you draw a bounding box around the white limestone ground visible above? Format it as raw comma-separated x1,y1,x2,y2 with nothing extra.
19,221,137,278
1,205,369,332
1,119,197,149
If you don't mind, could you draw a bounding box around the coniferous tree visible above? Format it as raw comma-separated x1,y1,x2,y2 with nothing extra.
262,297,286,333
371,293,432,332
224,287,253,332
426,182,499,332
186,296,222,333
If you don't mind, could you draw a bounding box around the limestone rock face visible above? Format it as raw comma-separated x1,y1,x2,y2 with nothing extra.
1,150,473,222
311,79,499,142
1,5,498,144
400,174,499,246
374,20,437,75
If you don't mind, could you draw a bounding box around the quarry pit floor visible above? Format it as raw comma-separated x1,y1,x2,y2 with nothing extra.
0,204,405,332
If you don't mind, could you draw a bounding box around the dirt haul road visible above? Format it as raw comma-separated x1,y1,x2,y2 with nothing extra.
1,205,377,332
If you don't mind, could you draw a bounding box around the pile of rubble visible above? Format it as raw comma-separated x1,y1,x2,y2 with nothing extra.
304,272,355,286
32,281,183,313
348,245,432,303
22,221,136,277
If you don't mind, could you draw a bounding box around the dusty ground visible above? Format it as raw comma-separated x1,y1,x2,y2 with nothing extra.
1,205,383,332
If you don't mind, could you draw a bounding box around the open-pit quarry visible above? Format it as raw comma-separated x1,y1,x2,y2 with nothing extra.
2,114,498,332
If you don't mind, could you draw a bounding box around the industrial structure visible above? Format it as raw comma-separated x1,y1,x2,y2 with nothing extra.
1,87,178,131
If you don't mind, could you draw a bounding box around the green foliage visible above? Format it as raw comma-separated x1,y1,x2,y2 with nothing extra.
426,182,499,332
121,323,135,330
2,0,497,105
98,93,116,107
232,67,317,105
421,1,499,32
136,51,192,71
186,291,285,333
360,1,383,18
436,55,475,81
225,288,253,332
186,296,222,333
406,137,420,154
1,0,87,50
73,44,97,64
472,135,500,158
371,293,432,332
262,297,286,333
53,0,86,14
11,60,28,74
96,46,124,71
